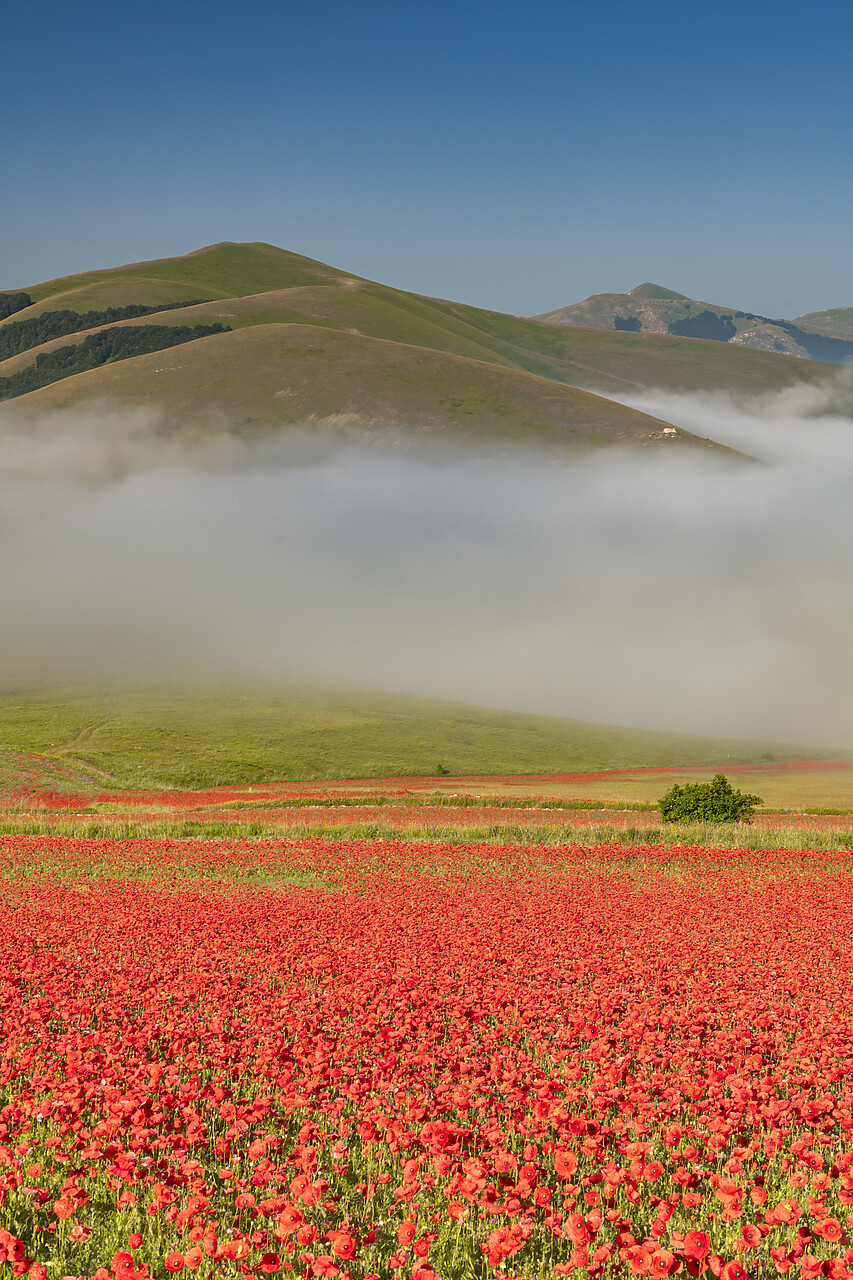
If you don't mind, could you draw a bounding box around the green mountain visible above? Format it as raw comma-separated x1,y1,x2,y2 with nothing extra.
1,243,846,450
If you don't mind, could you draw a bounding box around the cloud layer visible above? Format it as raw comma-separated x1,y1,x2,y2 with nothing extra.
2,391,852,749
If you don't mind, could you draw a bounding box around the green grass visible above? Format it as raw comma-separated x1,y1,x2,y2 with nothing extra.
7,274,836,400
1,815,852,854
794,307,853,339
10,323,703,451
2,243,844,444
0,684,837,789
12,242,350,315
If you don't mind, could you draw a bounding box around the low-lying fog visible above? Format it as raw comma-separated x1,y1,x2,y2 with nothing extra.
1,381,852,748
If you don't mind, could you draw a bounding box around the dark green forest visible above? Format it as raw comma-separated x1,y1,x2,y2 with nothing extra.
0,300,209,361
0,292,32,321
0,323,230,401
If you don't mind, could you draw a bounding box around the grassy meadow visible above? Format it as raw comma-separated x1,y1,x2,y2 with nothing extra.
0,685,839,791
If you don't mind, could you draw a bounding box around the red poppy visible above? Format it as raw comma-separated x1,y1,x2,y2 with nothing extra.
332,1233,357,1261
683,1232,711,1261
651,1250,677,1278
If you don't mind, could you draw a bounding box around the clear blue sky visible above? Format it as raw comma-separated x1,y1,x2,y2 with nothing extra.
5,0,852,318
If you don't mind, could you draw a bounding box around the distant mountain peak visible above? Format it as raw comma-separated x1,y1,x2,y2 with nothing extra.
628,283,690,301
532,282,853,364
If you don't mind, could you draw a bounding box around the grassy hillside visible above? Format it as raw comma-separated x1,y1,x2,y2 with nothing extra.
2,244,842,425
8,242,351,318
6,323,727,452
628,283,690,301
795,307,853,340
0,686,836,789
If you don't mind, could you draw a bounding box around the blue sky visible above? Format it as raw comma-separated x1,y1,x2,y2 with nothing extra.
4,0,852,318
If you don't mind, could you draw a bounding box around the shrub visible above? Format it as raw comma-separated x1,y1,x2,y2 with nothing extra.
658,773,762,824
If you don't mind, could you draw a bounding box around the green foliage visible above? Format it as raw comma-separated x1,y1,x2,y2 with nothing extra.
0,300,208,360
658,772,762,824
0,291,31,320
0,322,230,400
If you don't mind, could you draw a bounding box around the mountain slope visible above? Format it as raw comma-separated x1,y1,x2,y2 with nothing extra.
3,274,840,400
0,685,835,788
7,323,724,453
535,282,853,363
794,308,853,341
8,241,351,318
2,244,848,446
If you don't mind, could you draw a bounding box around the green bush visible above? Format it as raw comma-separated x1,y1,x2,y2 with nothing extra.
658,773,762,824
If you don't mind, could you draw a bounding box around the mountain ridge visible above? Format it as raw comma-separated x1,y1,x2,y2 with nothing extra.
2,243,849,453
534,283,853,363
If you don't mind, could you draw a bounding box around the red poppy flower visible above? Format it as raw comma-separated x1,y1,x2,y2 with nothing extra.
651,1250,677,1278
629,1247,654,1275
683,1232,711,1261
332,1233,357,1261
397,1221,416,1247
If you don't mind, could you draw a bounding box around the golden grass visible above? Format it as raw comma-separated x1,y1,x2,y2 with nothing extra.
418,765,853,809
8,323,711,450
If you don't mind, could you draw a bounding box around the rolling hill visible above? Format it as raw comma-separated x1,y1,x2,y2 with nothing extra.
0,685,837,789
1,243,849,451
535,282,853,363
2,322,736,452
794,307,853,341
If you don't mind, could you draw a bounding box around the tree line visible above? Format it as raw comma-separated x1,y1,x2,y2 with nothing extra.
0,300,209,361
0,292,32,321
0,323,231,401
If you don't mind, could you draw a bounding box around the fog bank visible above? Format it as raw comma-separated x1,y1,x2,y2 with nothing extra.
1,394,852,749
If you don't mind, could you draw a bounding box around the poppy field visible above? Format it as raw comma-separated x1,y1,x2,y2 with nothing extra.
2,770,853,1280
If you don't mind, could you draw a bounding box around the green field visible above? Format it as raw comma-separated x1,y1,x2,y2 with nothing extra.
0,685,839,789
3,242,846,449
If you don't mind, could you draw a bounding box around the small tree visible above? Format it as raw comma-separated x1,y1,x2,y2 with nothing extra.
658,773,762,824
